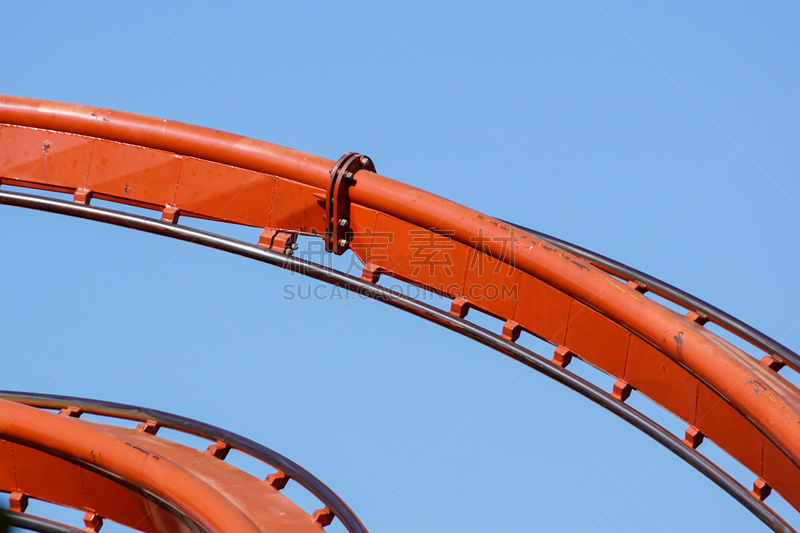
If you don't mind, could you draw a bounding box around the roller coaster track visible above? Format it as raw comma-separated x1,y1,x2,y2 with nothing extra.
0,95,798,531
0,389,366,533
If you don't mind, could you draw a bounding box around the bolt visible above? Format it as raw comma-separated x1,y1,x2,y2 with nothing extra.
345,172,353,179
291,243,299,250
338,218,348,226
284,248,293,256
338,239,348,247
360,156,369,166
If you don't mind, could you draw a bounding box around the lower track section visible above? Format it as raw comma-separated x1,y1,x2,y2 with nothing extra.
0,389,367,533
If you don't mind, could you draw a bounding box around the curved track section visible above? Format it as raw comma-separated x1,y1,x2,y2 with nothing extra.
501,220,800,373
0,95,799,529
0,390,366,533
0,190,792,532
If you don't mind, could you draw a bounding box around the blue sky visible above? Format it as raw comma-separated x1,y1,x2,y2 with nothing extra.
2,1,800,531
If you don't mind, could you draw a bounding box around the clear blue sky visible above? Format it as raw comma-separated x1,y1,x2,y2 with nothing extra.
2,1,800,532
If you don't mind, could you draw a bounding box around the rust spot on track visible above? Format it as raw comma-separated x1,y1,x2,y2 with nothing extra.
674,330,684,357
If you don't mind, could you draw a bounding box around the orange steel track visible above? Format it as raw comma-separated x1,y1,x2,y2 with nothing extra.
0,396,348,533
0,95,799,531
0,387,369,533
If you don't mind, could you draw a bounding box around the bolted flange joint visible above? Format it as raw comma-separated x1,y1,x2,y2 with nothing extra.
325,152,375,255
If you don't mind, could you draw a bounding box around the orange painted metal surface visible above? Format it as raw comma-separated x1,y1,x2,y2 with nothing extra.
1,95,800,521
0,398,324,533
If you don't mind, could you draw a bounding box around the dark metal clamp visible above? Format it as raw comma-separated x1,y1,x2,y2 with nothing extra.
325,152,375,255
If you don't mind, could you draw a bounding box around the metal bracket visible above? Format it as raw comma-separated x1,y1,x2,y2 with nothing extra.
258,228,299,255
59,406,83,418
136,419,162,435
682,425,704,449
552,346,574,369
312,507,335,527
611,378,633,402
9,491,28,513
205,439,231,460
83,510,104,532
266,470,290,490
325,152,375,255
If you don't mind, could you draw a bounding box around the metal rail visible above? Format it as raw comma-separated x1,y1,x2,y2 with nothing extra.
0,188,792,532
0,510,84,533
500,220,800,372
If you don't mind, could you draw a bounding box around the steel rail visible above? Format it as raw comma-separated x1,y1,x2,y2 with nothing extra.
500,219,800,373
0,510,84,533
0,188,791,532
